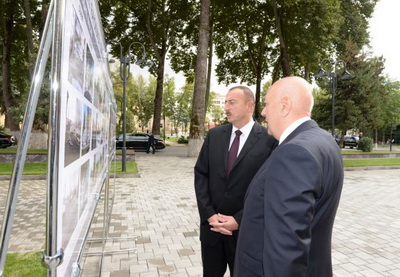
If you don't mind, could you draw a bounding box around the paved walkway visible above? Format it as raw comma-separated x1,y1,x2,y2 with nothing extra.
1,144,400,276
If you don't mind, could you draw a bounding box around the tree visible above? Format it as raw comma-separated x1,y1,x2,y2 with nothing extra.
213,0,275,122
188,0,210,157
1,0,50,132
381,80,400,143
335,0,377,55
22,0,34,77
213,0,343,121
163,75,176,120
131,75,156,132
110,65,157,134
207,91,225,126
176,81,193,136
313,42,387,140
269,0,345,81
100,0,195,138
1,0,21,131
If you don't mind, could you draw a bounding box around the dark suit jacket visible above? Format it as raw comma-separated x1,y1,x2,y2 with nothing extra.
234,120,344,277
194,122,277,246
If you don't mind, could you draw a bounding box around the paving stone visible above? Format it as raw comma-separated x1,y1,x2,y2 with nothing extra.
1,145,400,276
110,270,129,277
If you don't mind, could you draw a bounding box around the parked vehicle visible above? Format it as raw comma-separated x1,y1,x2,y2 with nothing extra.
0,131,18,148
343,135,359,149
115,133,165,150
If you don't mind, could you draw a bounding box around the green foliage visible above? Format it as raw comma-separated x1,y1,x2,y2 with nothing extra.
357,137,373,152
11,70,51,131
335,0,376,54
0,0,388,141
175,82,193,133
259,80,273,112
3,252,46,277
382,81,400,130
1,0,51,130
100,0,197,136
209,105,225,126
313,41,388,135
273,0,344,78
111,68,156,133
177,136,189,144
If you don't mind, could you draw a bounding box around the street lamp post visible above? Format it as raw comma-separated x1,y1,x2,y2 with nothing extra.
108,41,152,171
315,58,353,136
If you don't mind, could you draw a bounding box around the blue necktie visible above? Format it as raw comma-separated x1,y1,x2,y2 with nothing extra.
227,130,242,176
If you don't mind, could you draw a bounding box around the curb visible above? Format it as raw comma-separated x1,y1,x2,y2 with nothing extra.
344,165,400,171
1,166,399,180
0,173,141,181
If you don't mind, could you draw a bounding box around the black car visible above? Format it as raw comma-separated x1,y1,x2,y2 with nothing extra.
343,135,359,149
115,133,165,150
0,131,18,148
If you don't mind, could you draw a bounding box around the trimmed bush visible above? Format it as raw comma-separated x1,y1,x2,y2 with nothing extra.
177,136,189,144
357,137,373,152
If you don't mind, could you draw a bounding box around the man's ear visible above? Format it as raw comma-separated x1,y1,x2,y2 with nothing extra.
281,96,292,117
247,101,255,112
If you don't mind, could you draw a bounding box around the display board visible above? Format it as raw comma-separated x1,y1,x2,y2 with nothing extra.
56,0,116,275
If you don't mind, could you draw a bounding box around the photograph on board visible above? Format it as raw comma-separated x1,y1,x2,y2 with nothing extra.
64,91,82,167
67,6,85,93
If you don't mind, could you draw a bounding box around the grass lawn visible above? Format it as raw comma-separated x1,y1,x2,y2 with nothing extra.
166,136,180,142
343,158,400,167
0,161,138,175
3,252,46,277
0,148,128,154
0,163,47,175
0,148,47,154
341,150,400,154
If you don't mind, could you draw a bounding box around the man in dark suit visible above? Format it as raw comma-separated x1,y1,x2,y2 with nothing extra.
195,86,277,277
147,132,155,154
234,77,344,277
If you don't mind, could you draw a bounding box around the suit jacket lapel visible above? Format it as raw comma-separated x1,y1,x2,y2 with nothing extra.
222,124,233,171
233,122,262,169
280,120,318,146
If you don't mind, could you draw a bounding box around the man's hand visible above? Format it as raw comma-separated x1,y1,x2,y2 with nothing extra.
207,214,220,225
208,213,239,236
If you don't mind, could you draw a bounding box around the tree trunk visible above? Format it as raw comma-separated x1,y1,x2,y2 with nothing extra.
255,69,262,123
254,36,266,122
304,63,310,82
23,0,35,77
39,2,50,38
271,0,291,77
151,60,165,137
146,0,168,138
2,4,19,131
244,23,267,122
271,54,281,83
188,0,210,157
204,20,213,117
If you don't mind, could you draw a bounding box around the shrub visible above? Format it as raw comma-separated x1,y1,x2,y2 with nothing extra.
357,137,373,152
177,136,189,144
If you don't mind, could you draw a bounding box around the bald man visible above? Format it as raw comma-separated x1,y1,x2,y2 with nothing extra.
234,77,344,277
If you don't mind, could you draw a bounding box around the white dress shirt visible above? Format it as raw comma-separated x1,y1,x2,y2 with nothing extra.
279,117,311,145
229,120,255,157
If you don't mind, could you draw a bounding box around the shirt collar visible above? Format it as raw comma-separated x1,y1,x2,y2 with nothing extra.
279,117,311,145
232,119,255,138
